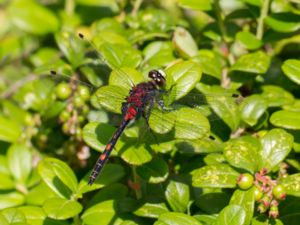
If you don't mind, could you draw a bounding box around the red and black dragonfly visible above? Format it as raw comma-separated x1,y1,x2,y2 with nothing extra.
88,69,167,184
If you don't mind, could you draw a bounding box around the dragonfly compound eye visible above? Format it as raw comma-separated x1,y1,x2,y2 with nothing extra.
148,70,166,86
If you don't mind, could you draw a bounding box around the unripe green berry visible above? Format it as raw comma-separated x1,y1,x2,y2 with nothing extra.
237,173,254,190
55,82,72,100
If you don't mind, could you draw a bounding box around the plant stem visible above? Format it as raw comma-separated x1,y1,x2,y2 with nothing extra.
213,0,227,41
131,0,143,17
132,166,142,199
256,0,270,40
65,0,75,16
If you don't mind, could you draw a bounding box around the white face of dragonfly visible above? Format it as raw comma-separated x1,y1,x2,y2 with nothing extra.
148,69,166,87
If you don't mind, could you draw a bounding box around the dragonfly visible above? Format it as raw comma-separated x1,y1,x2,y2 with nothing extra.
49,34,243,185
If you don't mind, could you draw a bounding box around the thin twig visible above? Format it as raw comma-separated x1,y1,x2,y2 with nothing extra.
256,0,270,40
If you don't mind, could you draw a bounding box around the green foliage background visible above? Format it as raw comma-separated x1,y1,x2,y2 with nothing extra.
0,0,300,224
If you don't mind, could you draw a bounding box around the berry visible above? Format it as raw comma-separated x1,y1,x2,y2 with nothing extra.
254,186,263,201
55,82,72,100
272,184,286,200
59,110,71,122
237,173,254,190
73,96,85,107
77,85,90,101
269,205,279,218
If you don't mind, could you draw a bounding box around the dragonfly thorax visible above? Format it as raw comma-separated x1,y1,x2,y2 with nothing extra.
148,70,166,87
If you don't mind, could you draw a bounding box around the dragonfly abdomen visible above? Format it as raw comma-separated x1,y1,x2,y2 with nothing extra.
88,119,130,185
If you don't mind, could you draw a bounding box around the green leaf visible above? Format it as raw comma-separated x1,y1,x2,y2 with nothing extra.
229,187,255,225
282,59,300,85
8,1,59,34
18,206,46,225
37,158,78,199
173,27,198,58
93,85,127,113
26,182,57,206
136,157,169,183
231,51,271,74
177,0,212,11
43,197,82,220
154,212,202,225
197,85,241,131
0,116,22,142
174,107,210,139
192,164,239,188
81,200,118,225
215,205,246,225
77,164,125,194
99,43,142,69
0,192,25,210
239,95,267,126
270,110,300,129
109,67,145,90
265,13,300,33
165,61,202,102
261,85,295,107
134,202,169,218
236,31,262,50
192,50,222,79
165,180,190,213
280,173,300,197
88,183,128,206
143,41,176,67
0,208,26,224
224,136,261,173
7,144,32,183
55,32,85,68
82,122,119,152
259,129,294,171
196,191,231,214
0,214,9,225
0,173,14,190
120,142,152,166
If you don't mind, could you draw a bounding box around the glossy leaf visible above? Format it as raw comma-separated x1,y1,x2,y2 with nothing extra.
224,136,261,173
7,144,32,183
270,110,300,130
77,164,125,194
229,187,255,225
280,173,300,197
192,50,222,79
282,59,300,85
239,95,267,126
0,192,25,210
154,212,202,225
259,129,294,171
192,164,239,188
174,107,210,139
0,173,14,190
0,116,22,142
177,0,212,11
37,158,78,199
165,180,190,213
81,200,118,225
136,157,169,183
165,61,202,102
265,13,300,33
120,142,152,166
18,206,46,225
43,197,82,219
0,208,26,224
99,43,142,69
8,1,59,34
261,85,294,107
236,31,262,50
231,51,271,74
82,122,119,152
173,27,198,58
215,205,246,225
134,202,169,218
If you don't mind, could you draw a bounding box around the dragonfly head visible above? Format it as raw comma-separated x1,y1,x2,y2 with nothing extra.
148,70,166,87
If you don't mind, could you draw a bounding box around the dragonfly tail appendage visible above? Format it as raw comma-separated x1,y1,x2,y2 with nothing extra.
88,119,130,185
